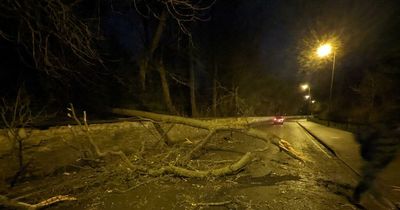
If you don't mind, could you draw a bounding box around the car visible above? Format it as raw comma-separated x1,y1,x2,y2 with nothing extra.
273,116,284,124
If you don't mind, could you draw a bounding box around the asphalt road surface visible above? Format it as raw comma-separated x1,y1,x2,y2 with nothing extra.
79,120,363,210
7,119,382,210
88,120,369,210
230,120,362,209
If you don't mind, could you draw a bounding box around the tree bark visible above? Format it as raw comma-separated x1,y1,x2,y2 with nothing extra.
139,9,168,91
189,42,198,117
18,139,23,169
158,59,178,114
212,63,218,117
146,152,253,177
234,86,239,115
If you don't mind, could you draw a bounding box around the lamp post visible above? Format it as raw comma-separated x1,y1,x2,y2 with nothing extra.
301,84,311,97
301,84,312,115
316,43,336,115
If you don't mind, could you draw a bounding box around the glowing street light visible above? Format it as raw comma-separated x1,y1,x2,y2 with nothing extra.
300,83,311,98
316,44,332,58
301,84,309,91
316,42,336,114
301,83,313,115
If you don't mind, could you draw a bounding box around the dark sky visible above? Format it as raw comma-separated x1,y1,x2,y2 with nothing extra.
100,0,400,82
193,0,400,95
1,0,399,116
206,0,399,72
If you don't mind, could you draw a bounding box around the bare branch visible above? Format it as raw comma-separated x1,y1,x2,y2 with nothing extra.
0,194,76,210
0,0,102,81
168,72,190,87
111,108,307,162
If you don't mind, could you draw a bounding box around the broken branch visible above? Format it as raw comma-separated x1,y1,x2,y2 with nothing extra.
0,194,76,210
146,152,253,178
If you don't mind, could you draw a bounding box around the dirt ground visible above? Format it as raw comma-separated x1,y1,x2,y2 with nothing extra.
0,120,362,209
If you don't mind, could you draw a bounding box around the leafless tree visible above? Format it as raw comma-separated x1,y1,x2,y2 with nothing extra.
133,0,215,92
134,0,215,34
0,0,103,81
0,88,35,186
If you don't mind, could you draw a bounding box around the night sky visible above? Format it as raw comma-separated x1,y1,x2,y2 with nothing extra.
1,0,400,121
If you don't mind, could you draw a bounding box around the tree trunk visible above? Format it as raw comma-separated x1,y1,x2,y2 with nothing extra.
189,43,198,117
138,58,149,91
18,139,23,169
212,63,218,117
158,59,178,114
139,9,168,91
234,86,239,115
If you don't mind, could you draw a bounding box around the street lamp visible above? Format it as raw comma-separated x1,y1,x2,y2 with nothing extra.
301,84,312,115
301,84,311,97
316,43,336,114
316,44,332,57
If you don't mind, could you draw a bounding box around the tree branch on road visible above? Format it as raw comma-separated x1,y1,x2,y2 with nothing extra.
111,108,306,162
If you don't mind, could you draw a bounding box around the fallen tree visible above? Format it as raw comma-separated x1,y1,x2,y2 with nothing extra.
59,106,306,181
64,104,260,178
110,108,306,162
2,107,306,210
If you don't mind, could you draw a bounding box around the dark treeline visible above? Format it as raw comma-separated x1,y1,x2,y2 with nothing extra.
0,0,399,123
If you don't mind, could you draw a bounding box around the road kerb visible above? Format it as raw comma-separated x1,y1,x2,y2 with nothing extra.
297,121,337,156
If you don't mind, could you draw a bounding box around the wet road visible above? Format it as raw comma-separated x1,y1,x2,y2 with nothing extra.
77,120,363,210
255,120,359,181
5,119,394,210
229,120,361,209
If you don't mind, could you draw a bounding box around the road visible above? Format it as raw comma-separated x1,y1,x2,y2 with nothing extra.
3,119,382,210
297,120,400,209
225,120,360,209
88,120,366,210
75,120,363,210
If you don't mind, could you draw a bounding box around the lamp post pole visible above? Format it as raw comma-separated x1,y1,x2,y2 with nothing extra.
328,51,336,115
316,43,337,123
309,86,312,115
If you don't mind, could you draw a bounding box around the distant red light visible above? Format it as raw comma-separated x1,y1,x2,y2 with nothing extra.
273,116,284,123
